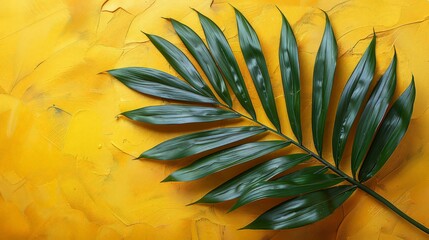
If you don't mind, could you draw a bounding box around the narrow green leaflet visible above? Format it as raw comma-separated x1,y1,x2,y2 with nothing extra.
140,126,266,160
195,154,311,203
279,10,302,143
169,19,232,106
122,105,239,125
276,166,328,181
231,174,343,210
312,12,337,156
144,33,215,98
351,53,397,178
235,8,281,131
108,68,216,103
332,34,376,166
243,185,356,230
196,10,256,119
359,78,416,182
163,140,290,182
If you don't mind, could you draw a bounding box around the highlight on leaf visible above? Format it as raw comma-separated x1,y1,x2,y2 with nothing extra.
108,6,427,235
312,11,337,156
278,9,302,143
351,52,397,178
196,9,257,119
169,18,233,106
139,126,266,160
195,154,311,204
122,105,240,125
332,33,376,167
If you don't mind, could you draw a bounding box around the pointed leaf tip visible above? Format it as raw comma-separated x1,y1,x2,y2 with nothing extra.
122,105,239,125
332,33,376,166
351,50,397,177
146,32,215,98
235,8,281,131
359,77,415,182
198,10,256,118
279,9,303,143
243,186,356,229
167,141,290,182
312,11,337,156
108,67,216,103
140,126,266,160
171,18,232,106
161,175,176,182
196,154,309,204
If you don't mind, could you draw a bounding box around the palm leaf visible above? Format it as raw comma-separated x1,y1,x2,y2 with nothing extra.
144,33,215,98
359,78,415,182
196,10,256,119
109,67,216,103
108,7,428,234
139,126,266,160
122,105,240,125
351,53,397,178
169,18,233,106
332,34,376,166
235,8,281,131
163,140,290,182
242,185,356,230
230,173,343,211
279,9,302,143
195,154,311,203
312,12,337,156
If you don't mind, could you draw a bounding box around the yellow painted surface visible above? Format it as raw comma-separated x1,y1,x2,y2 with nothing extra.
1,0,429,239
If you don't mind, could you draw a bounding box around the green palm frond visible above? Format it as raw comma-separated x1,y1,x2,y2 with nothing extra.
107,6,428,234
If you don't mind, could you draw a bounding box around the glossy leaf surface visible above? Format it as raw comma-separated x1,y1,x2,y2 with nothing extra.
196,10,256,119
196,154,311,203
235,8,281,131
359,79,416,182
140,126,266,160
243,185,356,229
108,68,216,103
332,35,376,166
279,10,302,143
351,53,397,177
312,12,337,156
170,19,232,106
163,141,290,182
231,173,343,210
122,105,239,125
144,33,215,98
276,166,328,181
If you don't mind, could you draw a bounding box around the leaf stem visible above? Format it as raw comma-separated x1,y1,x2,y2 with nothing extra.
218,103,429,234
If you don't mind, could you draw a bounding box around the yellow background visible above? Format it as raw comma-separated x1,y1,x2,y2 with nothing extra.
1,0,429,239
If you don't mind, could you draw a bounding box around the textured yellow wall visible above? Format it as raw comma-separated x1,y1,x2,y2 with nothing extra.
1,0,429,239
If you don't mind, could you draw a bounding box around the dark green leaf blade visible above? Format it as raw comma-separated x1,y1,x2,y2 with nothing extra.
108,67,216,104
170,19,233,106
278,10,302,143
332,34,376,166
243,185,356,230
231,174,343,211
276,166,328,181
196,10,257,119
195,154,311,203
312,12,337,156
122,105,239,125
140,126,266,160
235,8,281,131
351,52,397,178
359,78,416,182
144,33,215,98
163,140,290,182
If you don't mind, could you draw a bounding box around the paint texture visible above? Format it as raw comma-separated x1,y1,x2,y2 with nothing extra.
1,0,429,239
